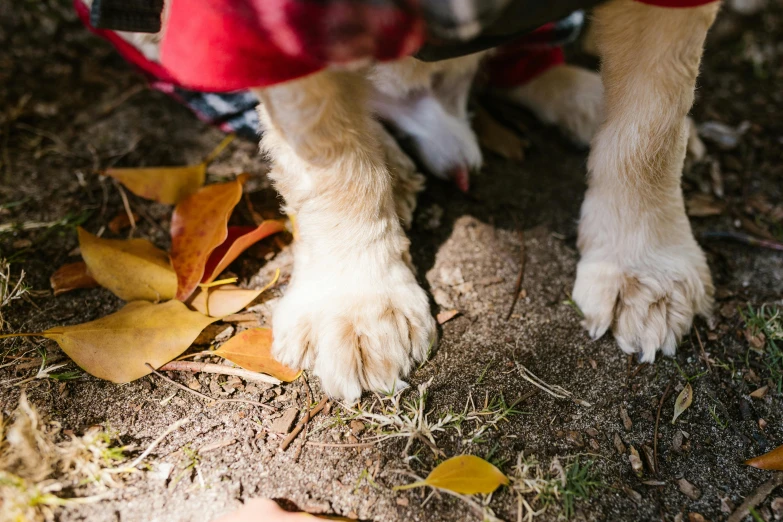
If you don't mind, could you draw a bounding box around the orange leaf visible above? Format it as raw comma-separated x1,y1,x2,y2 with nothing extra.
50,262,99,296
78,227,177,302
202,220,285,284
214,328,300,382
105,164,206,205
170,175,248,301
745,444,783,471
42,300,217,383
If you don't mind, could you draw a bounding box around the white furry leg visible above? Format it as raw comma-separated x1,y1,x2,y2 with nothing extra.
495,64,604,147
376,122,426,229
254,70,436,403
369,56,483,191
573,0,718,362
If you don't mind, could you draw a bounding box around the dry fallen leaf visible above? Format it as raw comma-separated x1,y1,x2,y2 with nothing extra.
190,269,279,317
436,309,460,325
473,105,527,162
202,221,285,284
105,164,206,205
214,328,300,382
214,498,349,521
750,385,769,399
40,300,216,382
394,455,508,495
50,261,99,296
672,383,693,424
745,444,783,471
108,211,139,234
78,227,177,302
170,175,247,301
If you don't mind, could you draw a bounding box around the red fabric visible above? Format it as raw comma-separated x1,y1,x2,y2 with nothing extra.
160,0,424,92
485,24,566,88
636,0,718,6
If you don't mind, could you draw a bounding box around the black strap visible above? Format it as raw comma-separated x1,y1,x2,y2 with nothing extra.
90,0,163,33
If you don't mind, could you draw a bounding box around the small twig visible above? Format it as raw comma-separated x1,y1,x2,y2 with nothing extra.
694,328,711,372
145,363,276,410
653,379,673,475
158,360,281,385
281,396,328,451
198,438,236,454
505,230,526,321
630,363,648,380
125,417,191,469
702,231,783,251
113,181,136,236
727,473,783,522
306,441,376,449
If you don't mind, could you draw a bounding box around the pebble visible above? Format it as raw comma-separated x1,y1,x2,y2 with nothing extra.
620,406,633,431
586,428,599,438
678,478,702,500
566,431,584,447
271,408,298,434
396,497,409,507
770,497,783,520
350,420,366,436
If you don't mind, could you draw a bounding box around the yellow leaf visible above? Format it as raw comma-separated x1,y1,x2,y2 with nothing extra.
42,300,217,383
78,227,177,302
672,383,693,424
214,328,300,382
745,444,783,471
105,164,206,205
189,286,262,318
394,455,508,495
189,270,279,317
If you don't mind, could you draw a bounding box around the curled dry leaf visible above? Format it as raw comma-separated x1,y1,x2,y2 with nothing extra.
105,164,206,205
473,105,527,162
50,261,99,296
213,328,300,382
672,383,693,424
745,444,783,471
190,269,279,317
78,227,176,302
214,498,348,521
41,300,217,382
170,175,248,301
394,455,509,495
202,221,285,284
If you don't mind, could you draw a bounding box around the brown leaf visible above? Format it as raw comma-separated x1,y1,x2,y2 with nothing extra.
213,328,300,382
78,227,177,302
105,164,206,205
42,300,217,383
473,106,527,162
745,444,783,471
170,175,247,301
108,212,139,234
50,262,99,296
686,193,725,217
672,383,693,424
202,221,285,284
436,309,459,325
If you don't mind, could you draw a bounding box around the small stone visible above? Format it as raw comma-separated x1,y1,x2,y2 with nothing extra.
613,433,626,454
678,478,701,500
589,439,600,451
586,428,599,438
396,497,409,507
271,408,298,434
688,513,706,522
673,431,685,453
350,420,366,437
331,431,342,442
760,418,768,430
620,406,633,431
629,447,643,476
770,497,783,520
346,434,359,444
750,385,769,399
720,497,735,514
187,378,201,391
566,431,584,447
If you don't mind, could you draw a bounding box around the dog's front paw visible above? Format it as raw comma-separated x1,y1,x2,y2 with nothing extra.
272,258,436,403
573,245,713,363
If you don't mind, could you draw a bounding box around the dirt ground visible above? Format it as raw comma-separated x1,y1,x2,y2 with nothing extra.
1,1,782,521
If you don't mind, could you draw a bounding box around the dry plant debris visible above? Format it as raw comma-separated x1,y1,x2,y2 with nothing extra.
0,395,131,522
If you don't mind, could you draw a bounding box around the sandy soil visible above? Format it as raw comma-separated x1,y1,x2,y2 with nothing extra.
1,1,782,521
